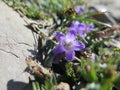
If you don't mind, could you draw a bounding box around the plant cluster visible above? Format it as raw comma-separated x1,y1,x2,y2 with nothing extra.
3,0,120,90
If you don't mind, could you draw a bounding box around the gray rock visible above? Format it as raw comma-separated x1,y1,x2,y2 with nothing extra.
87,0,120,19
0,1,37,90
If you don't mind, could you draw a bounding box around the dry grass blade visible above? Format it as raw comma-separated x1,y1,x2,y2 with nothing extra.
96,25,120,38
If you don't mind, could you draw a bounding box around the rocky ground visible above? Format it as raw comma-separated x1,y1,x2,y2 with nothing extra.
0,1,37,90
88,0,120,19
0,0,120,90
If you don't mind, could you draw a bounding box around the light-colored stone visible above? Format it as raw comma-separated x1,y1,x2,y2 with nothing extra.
87,0,120,19
0,1,37,90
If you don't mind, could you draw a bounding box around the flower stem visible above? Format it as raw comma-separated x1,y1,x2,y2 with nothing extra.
75,56,81,62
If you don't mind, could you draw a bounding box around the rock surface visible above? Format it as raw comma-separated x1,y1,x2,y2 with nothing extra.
88,0,120,19
0,1,37,90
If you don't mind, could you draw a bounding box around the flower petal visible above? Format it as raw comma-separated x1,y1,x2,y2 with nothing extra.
86,24,94,30
65,51,75,61
77,30,85,39
78,22,86,31
71,20,80,27
55,31,64,41
53,44,65,54
75,5,83,14
68,28,77,36
65,31,76,41
73,41,85,51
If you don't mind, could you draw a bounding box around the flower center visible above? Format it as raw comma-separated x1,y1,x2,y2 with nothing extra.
62,39,72,50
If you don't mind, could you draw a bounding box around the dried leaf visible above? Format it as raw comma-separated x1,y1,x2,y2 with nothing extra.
25,57,52,77
96,25,120,38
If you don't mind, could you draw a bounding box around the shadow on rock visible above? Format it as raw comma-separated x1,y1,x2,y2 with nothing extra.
7,79,32,90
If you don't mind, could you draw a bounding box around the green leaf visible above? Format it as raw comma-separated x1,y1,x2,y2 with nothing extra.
114,73,120,90
32,81,40,90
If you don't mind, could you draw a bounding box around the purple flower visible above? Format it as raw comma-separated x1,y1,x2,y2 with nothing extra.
68,21,94,39
53,31,85,61
68,21,86,38
86,24,94,30
75,5,83,14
